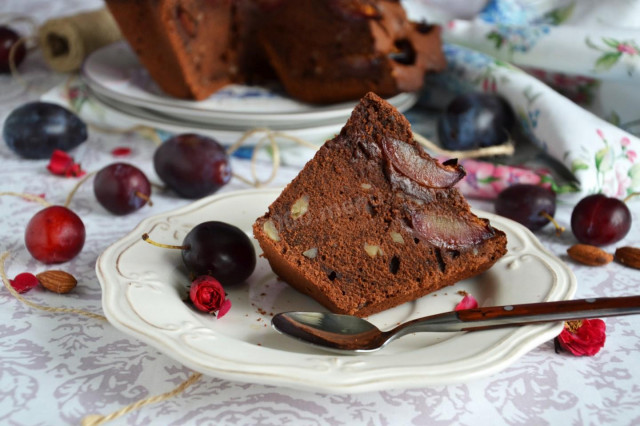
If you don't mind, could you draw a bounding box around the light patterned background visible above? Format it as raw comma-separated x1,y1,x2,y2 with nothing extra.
1,1,639,425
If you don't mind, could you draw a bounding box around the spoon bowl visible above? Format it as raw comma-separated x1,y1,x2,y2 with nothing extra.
272,296,640,354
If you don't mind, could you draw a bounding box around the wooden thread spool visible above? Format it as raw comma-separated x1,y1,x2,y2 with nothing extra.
38,8,122,73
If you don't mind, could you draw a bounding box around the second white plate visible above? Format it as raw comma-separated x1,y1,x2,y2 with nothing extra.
82,42,418,128
96,188,576,393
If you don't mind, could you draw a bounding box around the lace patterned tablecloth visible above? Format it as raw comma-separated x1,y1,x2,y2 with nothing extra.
1,1,639,425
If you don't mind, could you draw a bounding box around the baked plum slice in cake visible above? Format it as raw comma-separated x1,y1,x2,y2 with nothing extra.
253,93,507,317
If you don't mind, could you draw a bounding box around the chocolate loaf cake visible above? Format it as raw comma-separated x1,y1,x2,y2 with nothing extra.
253,93,508,317
259,0,446,103
104,0,445,103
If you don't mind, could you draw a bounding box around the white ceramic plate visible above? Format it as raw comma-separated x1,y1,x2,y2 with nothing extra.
89,88,346,133
96,188,576,393
82,42,418,128
87,89,342,144
41,85,340,147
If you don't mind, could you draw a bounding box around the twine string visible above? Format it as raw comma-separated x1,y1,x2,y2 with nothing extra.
0,251,107,321
413,132,515,159
9,35,37,91
0,191,51,207
4,13,38,90
1,251,203,424
251,130,281,187
64,170,97,208
225,127,320,187
81,372,203,426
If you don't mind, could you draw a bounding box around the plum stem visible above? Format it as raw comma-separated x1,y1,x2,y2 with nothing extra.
623,192,639,203
540,211,565,236
141,233,187,250
135,191,153,207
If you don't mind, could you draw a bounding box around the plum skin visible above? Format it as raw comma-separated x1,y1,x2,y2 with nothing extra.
25,206,86,264
3,102,88,159
495,184,556,231
570,194,631,246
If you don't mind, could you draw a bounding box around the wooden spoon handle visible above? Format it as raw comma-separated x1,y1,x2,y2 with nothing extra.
455,296,640,331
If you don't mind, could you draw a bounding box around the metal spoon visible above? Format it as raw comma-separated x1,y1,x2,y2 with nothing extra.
271,296,640,354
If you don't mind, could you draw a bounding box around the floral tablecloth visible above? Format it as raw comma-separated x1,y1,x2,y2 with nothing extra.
1,1,640,425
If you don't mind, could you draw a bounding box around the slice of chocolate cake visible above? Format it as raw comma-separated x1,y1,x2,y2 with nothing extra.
253,93,507,317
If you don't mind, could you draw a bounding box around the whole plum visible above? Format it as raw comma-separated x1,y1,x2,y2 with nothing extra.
438,93,514,151
154,134,231,199
0,26,26,73
3,102,88,159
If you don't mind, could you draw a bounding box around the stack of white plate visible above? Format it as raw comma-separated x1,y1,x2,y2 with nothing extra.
81,42,418,145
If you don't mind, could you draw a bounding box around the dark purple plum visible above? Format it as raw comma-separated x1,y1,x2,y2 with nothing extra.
93,163,152,215
154,134,231,199
3,102,88,159
181,221,256,286
438,93,514,151
495,184,556,231
0,26,26,73
571,194,631,246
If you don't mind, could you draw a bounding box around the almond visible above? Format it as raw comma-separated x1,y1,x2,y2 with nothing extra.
36,270,77,294
615,246,640,269
290,195,309,220
567,244,613,266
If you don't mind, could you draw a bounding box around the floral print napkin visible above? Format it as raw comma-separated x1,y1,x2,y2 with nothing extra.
406,0,640,199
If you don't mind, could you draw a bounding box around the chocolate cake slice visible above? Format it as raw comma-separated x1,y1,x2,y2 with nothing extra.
253,93,507,317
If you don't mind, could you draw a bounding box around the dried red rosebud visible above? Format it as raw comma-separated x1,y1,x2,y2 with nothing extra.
556,319,606,356
9,272,39,294
47,150,86,177
455,294,478,311
189,275,231,318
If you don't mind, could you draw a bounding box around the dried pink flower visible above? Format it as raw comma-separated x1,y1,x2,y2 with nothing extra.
189,275,231,319
47,150,86,177
111,147,132,157
556,319,606,356
9,272,39,294
455,294,478,311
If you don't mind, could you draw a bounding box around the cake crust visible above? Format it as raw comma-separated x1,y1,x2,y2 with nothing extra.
253,93,507,317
